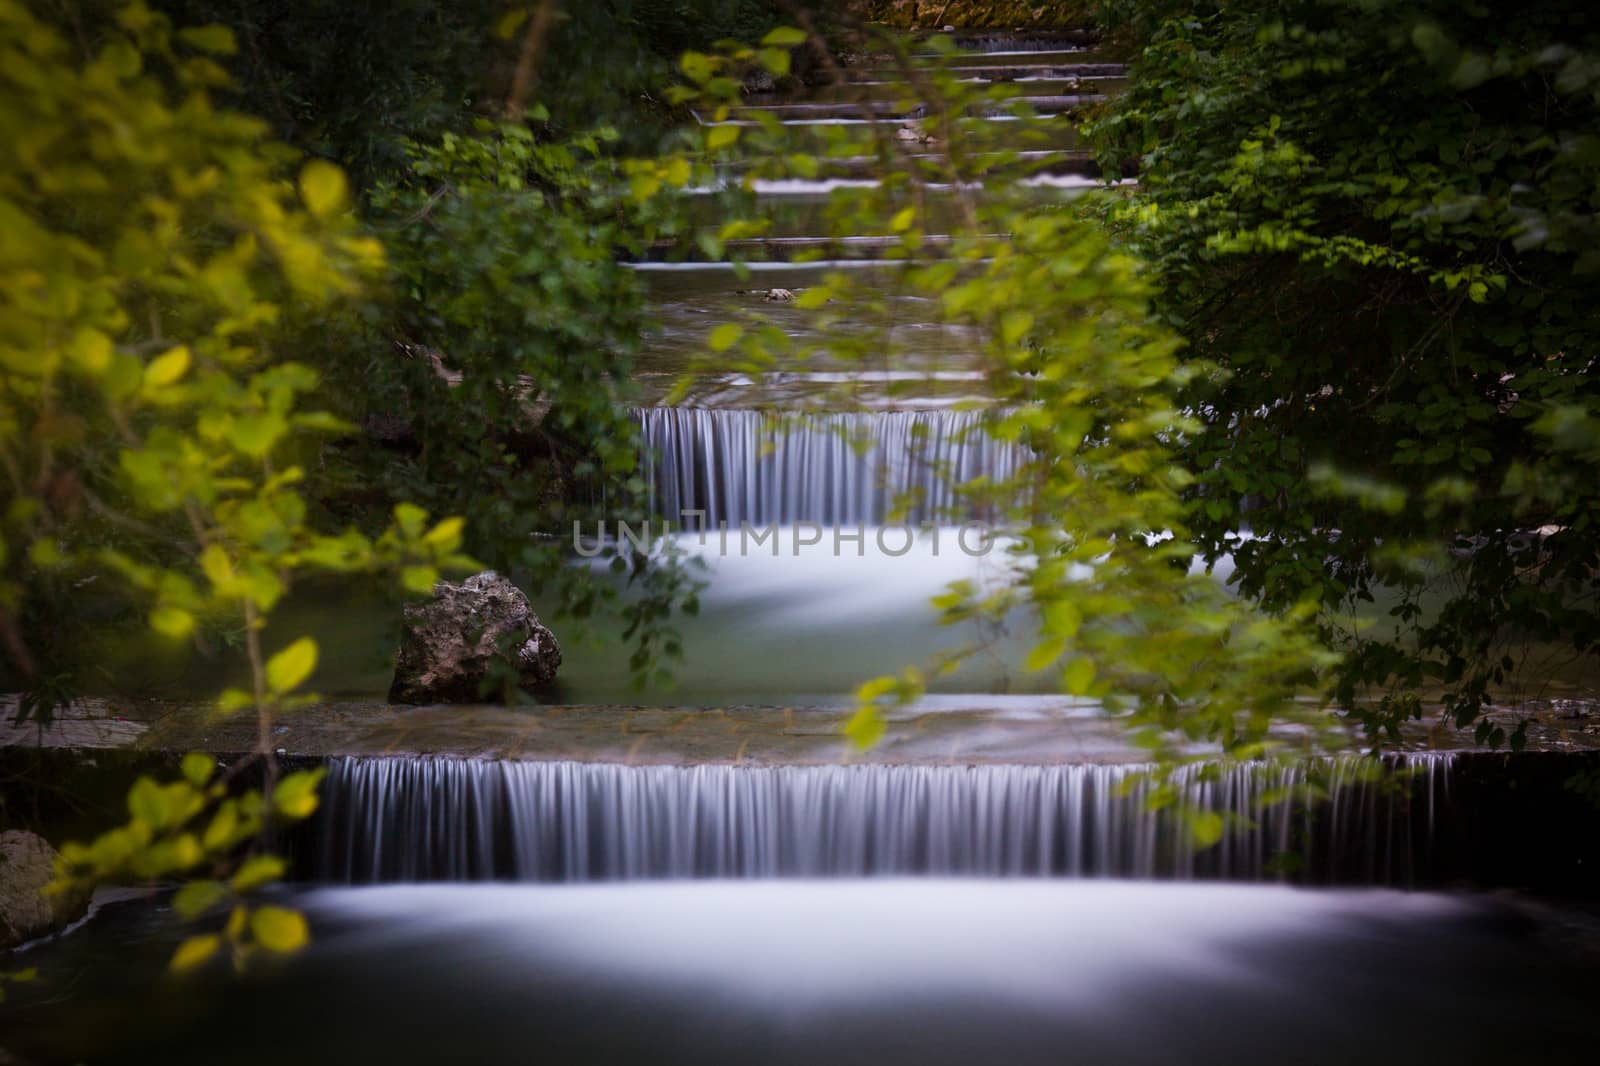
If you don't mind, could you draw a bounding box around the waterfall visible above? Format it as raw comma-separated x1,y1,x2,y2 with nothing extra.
635,407,1027,527
307,754,1454,885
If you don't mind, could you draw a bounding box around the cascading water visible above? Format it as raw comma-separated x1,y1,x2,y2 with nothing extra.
308,753,1454,885
635,407,1027,527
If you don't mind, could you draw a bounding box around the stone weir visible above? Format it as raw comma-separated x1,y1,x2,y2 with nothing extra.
5,699,1600,895
281,749,1600,892
305,752,1457,884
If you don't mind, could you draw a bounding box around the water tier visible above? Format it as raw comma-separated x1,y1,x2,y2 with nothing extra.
636,407,1027,527
308,754,1452,884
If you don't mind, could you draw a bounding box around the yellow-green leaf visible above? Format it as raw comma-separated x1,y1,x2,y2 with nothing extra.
761,26,807,46
1024,636,1067,672
680,51,713,84
202,800,240,850
216,688,254,715
29,538,64,567
1001,310,1035,346
843,705,886,749
264,637,317,694
173,880,227,918
1064,657,1096,696
67,329,112,374
708,323,744,352
889,206,916,233
494,8,529,38
273,767,327,819
401,565,439,594
421,516,465,550
181,753,215,788
150,605,195,639
228,412,289,457
758,47,791,77
250,905,309,953
178,26,237,54
299,160,348,218
230,854,286,892
169,933,221,972
1187,809,1226,848
127,776,168,827
143,345,191,389
707,124,740,151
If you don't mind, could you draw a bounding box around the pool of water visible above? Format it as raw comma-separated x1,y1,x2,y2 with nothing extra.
5,882,1596,1065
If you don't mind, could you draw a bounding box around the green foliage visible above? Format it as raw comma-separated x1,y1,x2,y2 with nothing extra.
52,757,325,971
656,29,1340,768
1092,0,1600,743
154,0,507,189
331,119,698,685
0,0,474,964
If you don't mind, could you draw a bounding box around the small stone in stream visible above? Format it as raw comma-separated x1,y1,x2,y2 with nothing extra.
1,830,89,949
389,571,561,704
765,288,796,302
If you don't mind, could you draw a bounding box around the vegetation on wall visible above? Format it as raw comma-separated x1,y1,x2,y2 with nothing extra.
1092,0,1600,746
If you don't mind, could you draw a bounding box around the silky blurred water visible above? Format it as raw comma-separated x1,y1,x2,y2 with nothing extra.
5,881,1594,1065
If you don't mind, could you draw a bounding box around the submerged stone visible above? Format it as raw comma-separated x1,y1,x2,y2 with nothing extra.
388,572,561,704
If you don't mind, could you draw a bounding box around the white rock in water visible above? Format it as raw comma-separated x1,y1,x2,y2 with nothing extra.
765,288,796,302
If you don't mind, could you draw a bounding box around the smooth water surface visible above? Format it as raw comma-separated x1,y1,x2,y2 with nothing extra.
5,881,1594,1065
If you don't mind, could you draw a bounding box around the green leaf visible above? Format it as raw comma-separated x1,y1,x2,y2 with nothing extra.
843,705,886,749
1024,637,1067,672
707,124,740,151
708,323,744,352
264,637,317,694
1187,809,1226,848
401,565,439,594
173,880,227,918
1063,657,1096,696
202,800,240,850
273,767,327,819
150,606,196,639
142,344,191,387
250,905,309,953
680,51,713,85
1043,600,1082,638
181,753,215,788
422,516,465,550
393,502,428,537
1000,310,1034,346
495,8,529,39
67,329,112,374
229,412,289,457
127,776,168,828
169,933,221,972
178,26,237,54
761,27,807,47
230,854,287,892
299,160,348,218
216,688,255,715
758,48,791,77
